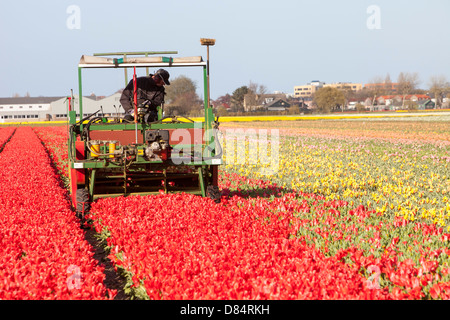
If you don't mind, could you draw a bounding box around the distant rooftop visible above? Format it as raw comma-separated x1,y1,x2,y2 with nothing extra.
0,96,64,105
0,95,104,105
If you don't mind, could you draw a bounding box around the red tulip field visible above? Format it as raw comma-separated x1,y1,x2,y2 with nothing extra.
0,127,112,299
1,117,450,300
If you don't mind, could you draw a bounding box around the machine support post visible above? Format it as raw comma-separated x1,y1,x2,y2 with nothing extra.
124,54,128,86
133,67,139,143
89,169,96,199
123,153,127,195
163,169,167,193
206,44,211,109
200,38,215,111
212,165,218,186
198,166,206,197
202,66,214,159
77,67,83,131
200,40,216,159
203,66,208,112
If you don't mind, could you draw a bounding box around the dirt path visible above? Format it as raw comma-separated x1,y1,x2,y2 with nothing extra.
82,226,129,300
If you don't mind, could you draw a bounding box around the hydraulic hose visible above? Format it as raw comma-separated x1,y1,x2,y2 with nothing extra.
199,127,223,161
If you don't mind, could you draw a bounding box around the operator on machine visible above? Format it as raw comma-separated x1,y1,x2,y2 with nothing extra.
120,68,170,123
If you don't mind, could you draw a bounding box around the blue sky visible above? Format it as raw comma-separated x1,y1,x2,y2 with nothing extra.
0,0,448,99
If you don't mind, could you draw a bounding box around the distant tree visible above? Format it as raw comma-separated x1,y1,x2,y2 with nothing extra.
165,75,197,103
165,75,201,114
397,72,420,93
353,88,374,103
313,87,345,113
428,75,449,109
366,75,391,110
215,105,228,117
444,93,450,108
384,73,393,94
287,104,300,115
397,72,420,107
248,81,267,96
355,103,366,112
241,81,269,111
231,86,249,112
171,91,202,114
365,73,394,98
368,75,385,95
213,94,231,108
404,100,418,111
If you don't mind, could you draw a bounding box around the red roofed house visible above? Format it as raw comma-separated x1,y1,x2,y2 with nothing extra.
376,94,431,109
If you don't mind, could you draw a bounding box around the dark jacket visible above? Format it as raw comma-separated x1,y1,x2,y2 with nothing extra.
120,75,165,113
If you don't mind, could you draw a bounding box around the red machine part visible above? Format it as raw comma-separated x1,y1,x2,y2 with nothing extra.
70,141,86,207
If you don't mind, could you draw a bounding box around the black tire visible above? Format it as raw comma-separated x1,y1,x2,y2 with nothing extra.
206,185,221,203
76,188,90,218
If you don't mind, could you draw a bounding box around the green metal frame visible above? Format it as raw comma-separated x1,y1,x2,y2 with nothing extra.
73,57,215,137
68,52,220,203
93,51,178,86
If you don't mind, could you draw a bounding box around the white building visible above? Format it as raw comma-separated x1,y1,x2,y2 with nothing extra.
0,93,125,123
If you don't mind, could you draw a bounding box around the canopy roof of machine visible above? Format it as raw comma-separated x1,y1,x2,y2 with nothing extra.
78,55,206,68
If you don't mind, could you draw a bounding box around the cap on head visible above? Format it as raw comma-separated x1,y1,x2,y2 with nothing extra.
154,69,170,85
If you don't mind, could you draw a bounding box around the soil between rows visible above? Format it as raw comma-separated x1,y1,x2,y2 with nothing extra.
82,226,129,300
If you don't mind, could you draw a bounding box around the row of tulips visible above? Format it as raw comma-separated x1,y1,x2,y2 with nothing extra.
87,186,450,299
88,192,395,299
220,119,450,144
0,127,15,151
218,120,450,299
220,174,450,299
220,122,449,228
33,126,70,183
0,127,114,299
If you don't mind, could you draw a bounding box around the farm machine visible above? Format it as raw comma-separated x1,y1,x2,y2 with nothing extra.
68,40,222,218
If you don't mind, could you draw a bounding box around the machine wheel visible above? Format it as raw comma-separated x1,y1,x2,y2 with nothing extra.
75,188,90,219
206,185,221,203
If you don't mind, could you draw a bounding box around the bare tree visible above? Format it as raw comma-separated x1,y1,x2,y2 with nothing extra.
368,75,384,84
428,75,449,109
367,75,388,110
245,81,268,111
397,72,420,108
248,81,267,96
384,73,393,94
